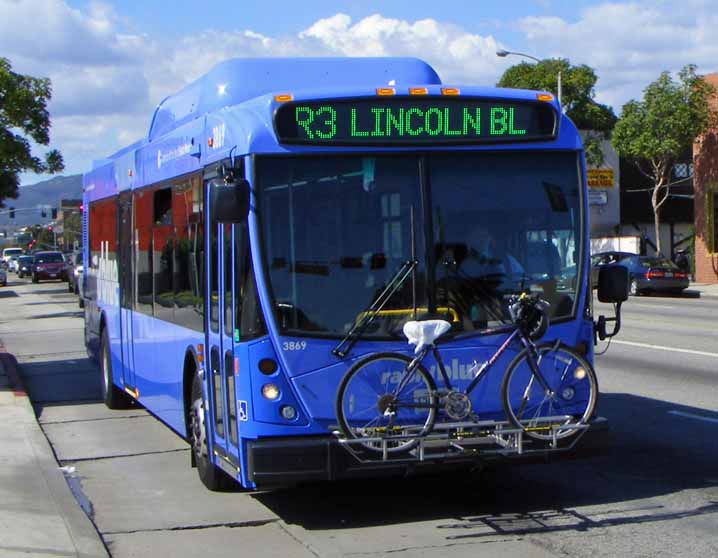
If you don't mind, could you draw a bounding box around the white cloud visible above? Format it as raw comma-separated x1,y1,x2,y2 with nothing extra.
300,13,504,84
517,1,718,108
0,0,137,65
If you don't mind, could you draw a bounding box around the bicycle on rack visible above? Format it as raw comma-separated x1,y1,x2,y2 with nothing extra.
335,293,598,454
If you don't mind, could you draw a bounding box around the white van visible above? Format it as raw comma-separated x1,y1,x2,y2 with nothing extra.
2,247,23,263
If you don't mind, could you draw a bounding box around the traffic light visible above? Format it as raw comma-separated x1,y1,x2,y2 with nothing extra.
41,209,46,218
48,225,53,232
9,207,14,219
51,208,58,219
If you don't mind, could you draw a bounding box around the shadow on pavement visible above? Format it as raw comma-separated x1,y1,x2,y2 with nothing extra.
645,289,701,299
19,356,102,406
29,311,84,320
254,392,718,534
26,287,74,296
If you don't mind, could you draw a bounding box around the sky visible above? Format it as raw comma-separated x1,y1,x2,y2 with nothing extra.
2,0,718,185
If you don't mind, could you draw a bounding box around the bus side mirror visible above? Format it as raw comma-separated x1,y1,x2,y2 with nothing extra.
209,178,250,223
597,265,629,303
595,264,628,341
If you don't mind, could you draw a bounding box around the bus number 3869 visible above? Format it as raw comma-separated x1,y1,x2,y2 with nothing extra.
283,341,308,351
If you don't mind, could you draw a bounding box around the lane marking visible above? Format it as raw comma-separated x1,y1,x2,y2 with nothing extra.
668,410,718,424
612,339,718,358
628,303,676,311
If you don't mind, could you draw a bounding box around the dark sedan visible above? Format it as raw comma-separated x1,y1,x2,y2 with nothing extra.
591,251,689,295
31,251,67,283
16,255,34,279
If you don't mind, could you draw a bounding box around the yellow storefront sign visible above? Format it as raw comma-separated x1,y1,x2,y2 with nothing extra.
587,169,614,188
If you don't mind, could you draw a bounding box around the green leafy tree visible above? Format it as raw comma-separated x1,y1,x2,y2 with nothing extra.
498,58,617,165
613,65,715,255
0,57,64,207
497,58,616,166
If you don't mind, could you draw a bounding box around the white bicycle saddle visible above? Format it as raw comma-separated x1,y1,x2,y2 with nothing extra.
402,320,452,354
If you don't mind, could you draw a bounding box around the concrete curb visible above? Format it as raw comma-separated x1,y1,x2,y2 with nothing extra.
0,341,110,558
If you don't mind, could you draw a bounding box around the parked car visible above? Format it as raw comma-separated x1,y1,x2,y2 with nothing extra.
16,255,34,278
7,254,20,273
0,267,6,287
66,251,83,294
31,251,67,283
591,251,689,295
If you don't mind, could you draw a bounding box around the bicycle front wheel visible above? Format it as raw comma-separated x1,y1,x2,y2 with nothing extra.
501,344,598,441
336,352,437,454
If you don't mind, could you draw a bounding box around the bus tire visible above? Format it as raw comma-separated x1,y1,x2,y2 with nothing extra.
100,328,132,409
189,374,234,491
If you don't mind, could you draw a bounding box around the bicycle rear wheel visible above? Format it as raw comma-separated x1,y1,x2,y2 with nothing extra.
336,352,437,454
501,343,598,441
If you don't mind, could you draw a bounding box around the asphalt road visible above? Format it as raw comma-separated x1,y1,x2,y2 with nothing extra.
1,277,717,558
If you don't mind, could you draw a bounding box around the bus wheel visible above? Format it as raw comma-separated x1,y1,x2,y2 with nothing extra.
190,374,233,491
100,329,132,409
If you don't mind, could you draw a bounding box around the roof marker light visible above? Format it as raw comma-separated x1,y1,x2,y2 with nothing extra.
274,93,293,102
441,87,460,96
409,87,428,95
537,93,554,102
376,87,395,96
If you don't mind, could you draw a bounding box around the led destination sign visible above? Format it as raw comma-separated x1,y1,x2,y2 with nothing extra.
275,97,557,145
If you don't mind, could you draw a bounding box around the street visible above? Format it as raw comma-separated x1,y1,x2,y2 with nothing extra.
1,277,717,558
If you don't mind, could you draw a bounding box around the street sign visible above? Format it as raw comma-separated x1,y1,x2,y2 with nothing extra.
587,169,614,188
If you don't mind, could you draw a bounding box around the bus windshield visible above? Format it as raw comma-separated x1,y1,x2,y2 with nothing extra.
257,151,582,338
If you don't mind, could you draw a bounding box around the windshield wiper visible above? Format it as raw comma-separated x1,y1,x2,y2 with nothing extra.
332,258,418,358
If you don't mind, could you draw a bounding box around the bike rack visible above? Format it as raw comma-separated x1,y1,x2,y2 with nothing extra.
333,417,590,464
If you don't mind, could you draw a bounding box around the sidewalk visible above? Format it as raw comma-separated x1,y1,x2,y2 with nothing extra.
687,281,718,298
0,343,109,558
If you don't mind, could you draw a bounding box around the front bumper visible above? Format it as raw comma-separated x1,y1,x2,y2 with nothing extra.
247,417,609,488
637,277,689,291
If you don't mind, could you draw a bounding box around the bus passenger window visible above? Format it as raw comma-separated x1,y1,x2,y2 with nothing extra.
153,227,174,322
134,190,154,316
153,188,172,225
172,178,204,332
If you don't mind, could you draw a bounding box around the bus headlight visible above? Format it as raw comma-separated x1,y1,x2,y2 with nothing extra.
261,383,280,400
280,405,297,420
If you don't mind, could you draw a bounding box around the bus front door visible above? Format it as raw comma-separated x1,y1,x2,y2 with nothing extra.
205,206,240,472
118,193,136,391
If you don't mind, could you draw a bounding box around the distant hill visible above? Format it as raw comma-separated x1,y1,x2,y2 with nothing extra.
0,175,82,227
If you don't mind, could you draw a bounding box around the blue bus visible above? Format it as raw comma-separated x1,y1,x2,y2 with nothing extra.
83,57,622,490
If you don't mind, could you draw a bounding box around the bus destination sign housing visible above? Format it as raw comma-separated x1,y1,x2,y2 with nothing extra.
274,97,557,145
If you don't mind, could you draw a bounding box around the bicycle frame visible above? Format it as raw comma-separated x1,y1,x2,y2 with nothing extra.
398,326,553,404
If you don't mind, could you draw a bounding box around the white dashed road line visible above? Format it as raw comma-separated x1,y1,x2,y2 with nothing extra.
612,339,718,359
